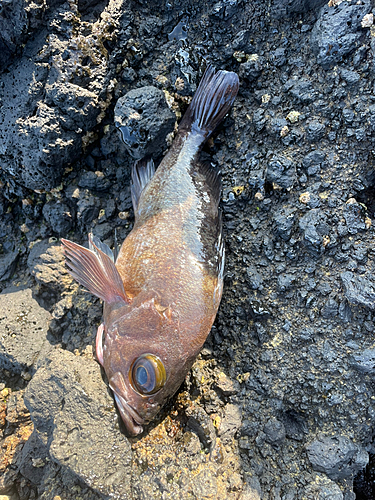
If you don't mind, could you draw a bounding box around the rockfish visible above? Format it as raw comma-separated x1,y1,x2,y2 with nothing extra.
62,66,239,435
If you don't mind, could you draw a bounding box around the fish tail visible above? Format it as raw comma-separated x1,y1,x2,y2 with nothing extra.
179,65,239,139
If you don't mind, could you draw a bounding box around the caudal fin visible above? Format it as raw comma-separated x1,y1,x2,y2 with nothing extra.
179,66,239,138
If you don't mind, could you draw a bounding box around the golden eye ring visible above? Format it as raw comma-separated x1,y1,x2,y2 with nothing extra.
130,354,166,395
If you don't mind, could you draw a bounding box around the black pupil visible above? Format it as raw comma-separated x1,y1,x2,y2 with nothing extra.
136,365,149,388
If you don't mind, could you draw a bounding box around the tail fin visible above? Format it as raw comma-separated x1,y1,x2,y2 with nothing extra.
179,66,239,139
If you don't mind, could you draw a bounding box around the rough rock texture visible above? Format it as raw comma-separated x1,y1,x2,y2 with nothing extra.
1,0,375,498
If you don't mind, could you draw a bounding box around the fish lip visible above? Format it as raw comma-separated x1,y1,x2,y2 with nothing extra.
113,391,144,436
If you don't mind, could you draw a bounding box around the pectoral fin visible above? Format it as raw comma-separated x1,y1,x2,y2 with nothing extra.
61,234,129,305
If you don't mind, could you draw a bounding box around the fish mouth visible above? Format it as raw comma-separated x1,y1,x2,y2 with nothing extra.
113,391,144,436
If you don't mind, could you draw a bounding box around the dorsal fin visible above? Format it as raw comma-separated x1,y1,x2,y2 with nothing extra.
131,158,155,212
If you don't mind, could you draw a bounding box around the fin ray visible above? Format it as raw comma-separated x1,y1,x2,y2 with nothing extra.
61,235,129,305
131,158,155,212
179,65,239,138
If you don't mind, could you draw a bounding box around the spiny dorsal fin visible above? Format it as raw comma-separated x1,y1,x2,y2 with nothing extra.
131,158,155,213
61,234,129,305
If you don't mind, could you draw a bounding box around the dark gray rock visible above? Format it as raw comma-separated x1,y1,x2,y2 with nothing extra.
0,0,126,190
0,286,51,376
246,265,264,289
303,475,344,500
306,434,368,480
239,56,264,83
78,170,111,192
271,0,326,18
286,77,317,103
42,200,74,236
311,0,371,69
340,271,375,310
299,209,328,254
351,348,375,374
263,417,286,445
273,207,296,241
266,154,296,189
114,86,175,159
24,348,132,499
218,403,242,445
306,120,326,142
343,200,367,234
340,68,360,87
321,297,338,318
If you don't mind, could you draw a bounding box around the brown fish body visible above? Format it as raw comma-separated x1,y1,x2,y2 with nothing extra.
62,67,239,434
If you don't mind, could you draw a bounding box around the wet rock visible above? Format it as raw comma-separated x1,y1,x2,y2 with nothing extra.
218,403,242,445
76,190,101,231
306,434,368,480
350,348,375,374
286,77,317,103
340,271,375,310
321,297,338,318
311,0,371,69
114,86,175,159
42,200,74,236
299,209,329,255
24,348,132,499
263,417,286,446
343,200,367,234
186,403,216,450
302,150,325,176
271,0,326,18
266,154,296,189
28,240,72,296
306,119,326,142
0,286,51,376
78,170,111,192
0,0,127,190
273,207,296,241
239,56,264,83
215,371,240,396
303,474,344,500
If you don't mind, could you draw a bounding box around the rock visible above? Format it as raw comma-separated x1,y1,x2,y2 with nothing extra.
306,434,369,480
343,200,366,234
311,0,371,69
340,68,360,87
273,207,296,241
306,119,326,142
24,348,132,499
266,154,296,189
215,371,240,396
0,0,128,190
286,77,317,104
114,86,175,159
42,200,74,236
299,209,329,255
0,286,51,376
263,417,286,445
350,348,375,374
340,271,375,310
28,240,72,296
239,56,264,83
218,403,242,445
78,170,111,192
302,150,325,176
321,298,338,318
186,403,216,450
303,474,343,500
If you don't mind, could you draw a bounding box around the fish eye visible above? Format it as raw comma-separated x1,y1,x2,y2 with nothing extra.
130,354,166,395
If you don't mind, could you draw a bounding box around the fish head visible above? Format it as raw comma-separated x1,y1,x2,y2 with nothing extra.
103,291,190,436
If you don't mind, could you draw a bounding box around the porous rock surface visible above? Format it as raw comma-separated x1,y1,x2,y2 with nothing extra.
1,0,375,498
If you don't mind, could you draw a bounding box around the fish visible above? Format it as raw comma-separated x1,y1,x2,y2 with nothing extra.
61,66,239,435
